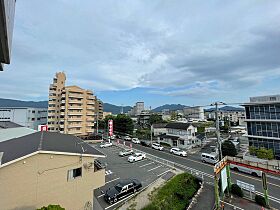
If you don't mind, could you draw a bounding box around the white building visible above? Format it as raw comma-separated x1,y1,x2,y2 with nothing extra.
128,102,145,116
183,106,205,121
0,107,47,130
155,122,200,149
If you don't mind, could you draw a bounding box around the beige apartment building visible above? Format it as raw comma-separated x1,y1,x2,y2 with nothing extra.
95,99,104,121
0,131,105,210
48,72,103,136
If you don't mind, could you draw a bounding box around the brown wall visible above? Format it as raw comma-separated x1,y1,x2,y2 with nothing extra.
0,153,105,210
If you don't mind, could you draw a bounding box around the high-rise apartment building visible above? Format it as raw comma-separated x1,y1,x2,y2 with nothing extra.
243,95,280,159
128,102,145,116
47,72,97,136
95,99,103,121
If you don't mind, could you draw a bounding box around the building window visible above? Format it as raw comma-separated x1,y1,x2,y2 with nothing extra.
32,110,35,113
180,140,184,145
31,118,35,121
68,167,82,180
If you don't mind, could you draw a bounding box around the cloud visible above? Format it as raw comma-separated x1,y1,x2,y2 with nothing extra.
0,0,280,102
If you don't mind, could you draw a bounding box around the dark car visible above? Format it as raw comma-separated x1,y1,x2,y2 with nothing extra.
140,140,151,147
104,179,142,204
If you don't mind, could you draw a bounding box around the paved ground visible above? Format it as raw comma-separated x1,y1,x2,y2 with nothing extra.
91,143,172,210
190,183,215,210
116,139,280,209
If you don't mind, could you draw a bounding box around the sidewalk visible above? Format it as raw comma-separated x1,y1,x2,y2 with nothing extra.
189,183,215,210
223,196,269,210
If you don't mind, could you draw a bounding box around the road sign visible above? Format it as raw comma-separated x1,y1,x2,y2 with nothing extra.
214,156,227,174
108,120,113,136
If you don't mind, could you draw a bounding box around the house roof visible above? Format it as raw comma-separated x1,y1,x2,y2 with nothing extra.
0,127,36,142
165,122,192,130
0,131,105,166
0,121,23,129
152,123,167,128
158,134,179,140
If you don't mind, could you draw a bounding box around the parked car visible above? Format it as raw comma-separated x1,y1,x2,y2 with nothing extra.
201,152,219,164
230,163,262,177
119,149,134,157
152,143,164,151
170,148,187,157
124,136,132,141
140,140,151,147
104,179,142,204
132,138,140,144
100,142,113,148
94,159,106,169
128,153,146,162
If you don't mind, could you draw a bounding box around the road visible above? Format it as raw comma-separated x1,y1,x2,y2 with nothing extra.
118,139,280,209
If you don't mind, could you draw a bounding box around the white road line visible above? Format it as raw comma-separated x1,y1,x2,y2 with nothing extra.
267,174,280,181
97,194,105,198
105,170,113,176
157,169,170,177
148,165,161,172
255,191,280,203
106,177,120,184
139,162,154,168
222,201,244,210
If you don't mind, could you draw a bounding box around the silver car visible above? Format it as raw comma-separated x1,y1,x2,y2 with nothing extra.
119,149,134,157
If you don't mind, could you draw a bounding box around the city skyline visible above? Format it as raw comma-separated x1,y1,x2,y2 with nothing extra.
1,0,280,107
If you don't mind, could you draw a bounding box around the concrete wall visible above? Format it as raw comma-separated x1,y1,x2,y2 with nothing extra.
0,153,105,210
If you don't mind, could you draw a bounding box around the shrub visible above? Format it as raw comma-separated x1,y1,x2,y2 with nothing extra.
160,142,171,147
37,205,65,210
255,194,267,207
230,184,243,198
222,140,237,157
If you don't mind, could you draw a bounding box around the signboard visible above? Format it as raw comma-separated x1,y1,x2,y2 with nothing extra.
221,168,227,193
214,156,227,174
38,125,48,131
108,120,113,136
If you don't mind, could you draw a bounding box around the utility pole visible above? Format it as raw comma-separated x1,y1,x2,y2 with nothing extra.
150,124,153,145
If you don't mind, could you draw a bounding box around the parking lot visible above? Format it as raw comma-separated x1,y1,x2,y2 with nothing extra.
91,143,172,210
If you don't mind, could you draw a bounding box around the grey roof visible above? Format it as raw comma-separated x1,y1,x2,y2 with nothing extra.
165,122,192,130
0,127,36,142
152,123,167,128
0,131,105,165
0,121,23,129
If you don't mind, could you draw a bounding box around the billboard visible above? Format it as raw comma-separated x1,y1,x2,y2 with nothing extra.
108,120,113,136
221,167,228,193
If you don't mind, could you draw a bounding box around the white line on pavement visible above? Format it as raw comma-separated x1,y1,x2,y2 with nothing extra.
139,162,154,168
148,165,161,172
106,177,120,184
97,194,105,198
255,191,280,203
157,170,170,177
222,201,244,210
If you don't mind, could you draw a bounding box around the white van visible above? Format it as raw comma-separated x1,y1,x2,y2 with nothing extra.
230,164,262,177
201,153,219,164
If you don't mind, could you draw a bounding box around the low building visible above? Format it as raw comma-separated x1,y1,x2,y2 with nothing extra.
0,131,105,210
206,109,245,125
0,107,48,130
152,123,167,136
183,106,205,121
156,122,199,149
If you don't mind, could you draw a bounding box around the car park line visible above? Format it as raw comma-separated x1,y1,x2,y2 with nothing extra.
105,170,113,176
139,161,154,168
157,169,171,177
97,193,105,198
105,177,120,184
148,165,161,172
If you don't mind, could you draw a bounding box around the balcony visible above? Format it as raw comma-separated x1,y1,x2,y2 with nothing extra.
68,106,83,110
68,124,82,128
87,101,95,105
87,95,95,100
69,93,84,99
87,106,95,110
68,112,83,116
67,130,83,135
61,100,65,103
69,99,83,104
61,106,65,109
67,118,83,122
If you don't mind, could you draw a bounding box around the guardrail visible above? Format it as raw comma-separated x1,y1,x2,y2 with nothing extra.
114,142,214,180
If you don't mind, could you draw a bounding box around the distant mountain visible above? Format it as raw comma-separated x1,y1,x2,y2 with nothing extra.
103,103,132,115
0,98,48,108
205,106,244,112
152,104,187,112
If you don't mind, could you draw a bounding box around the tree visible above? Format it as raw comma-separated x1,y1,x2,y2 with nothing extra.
37,205,65,210
170,112,178,120
222,140,237,157
256,147,274,160
148,114,164,125
114,114,134,135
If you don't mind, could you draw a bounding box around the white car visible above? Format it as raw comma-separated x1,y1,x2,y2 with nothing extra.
124,136,131,141
119,149,134,157
170,148,187,157
128,153,146,162
100,142,113,148
132,138,140,144
152,143,164,151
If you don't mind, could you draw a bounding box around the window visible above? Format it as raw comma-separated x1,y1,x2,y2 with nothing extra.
180,140,184,145
31,118,35,121
32,110,35,113
68,167,82,180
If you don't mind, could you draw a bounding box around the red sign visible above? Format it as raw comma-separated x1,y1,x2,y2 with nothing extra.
38,125,48,131
108,120,113,136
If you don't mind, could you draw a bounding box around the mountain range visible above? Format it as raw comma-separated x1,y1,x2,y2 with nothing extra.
0,98,244,114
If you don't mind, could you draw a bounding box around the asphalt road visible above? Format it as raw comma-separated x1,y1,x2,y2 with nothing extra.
118,139,280,209
91,144,173,210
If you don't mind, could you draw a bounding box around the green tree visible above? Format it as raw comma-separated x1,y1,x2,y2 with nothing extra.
114,114,134,135
37,205,65,210
256,147,274,160
249,146,257,156
170,112,178,120
222,140,237,157
148,114,164,125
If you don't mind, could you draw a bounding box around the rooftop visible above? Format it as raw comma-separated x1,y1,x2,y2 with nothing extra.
165,122,192,130
0,121,23,129
0,131,105,166
0,127,36,142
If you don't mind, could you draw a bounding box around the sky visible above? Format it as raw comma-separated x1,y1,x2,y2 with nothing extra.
1,0,280,108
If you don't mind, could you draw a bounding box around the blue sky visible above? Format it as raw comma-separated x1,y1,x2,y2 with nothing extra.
1,0,280,108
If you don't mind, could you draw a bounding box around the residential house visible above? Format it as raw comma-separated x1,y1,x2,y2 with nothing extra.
0,131,105,210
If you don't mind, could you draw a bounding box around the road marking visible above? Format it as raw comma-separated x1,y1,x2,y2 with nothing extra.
222,201,244,210
255,191,280,203
97,194,105,198
267,174,280,181
157,169,170,177
139,162,154,168
106,177,120,184
148,165,161,172
105,170,113,176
